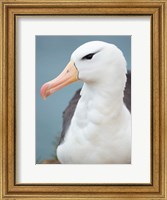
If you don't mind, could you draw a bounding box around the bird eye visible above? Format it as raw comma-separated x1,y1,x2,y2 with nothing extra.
82,53,95,60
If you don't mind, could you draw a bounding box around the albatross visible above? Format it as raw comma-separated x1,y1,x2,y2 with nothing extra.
40,41,131,164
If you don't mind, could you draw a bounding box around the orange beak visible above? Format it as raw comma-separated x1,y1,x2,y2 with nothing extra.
40,61,78,100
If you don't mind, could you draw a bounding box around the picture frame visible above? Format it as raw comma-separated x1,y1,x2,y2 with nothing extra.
0,0,166,199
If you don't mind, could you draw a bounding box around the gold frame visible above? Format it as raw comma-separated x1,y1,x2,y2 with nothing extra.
0,0,167,199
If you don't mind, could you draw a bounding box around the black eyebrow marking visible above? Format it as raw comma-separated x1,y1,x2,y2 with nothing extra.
81,49,102,60
81,53,95,60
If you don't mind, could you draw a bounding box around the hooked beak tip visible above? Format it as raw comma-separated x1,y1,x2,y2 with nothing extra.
40,83,49,100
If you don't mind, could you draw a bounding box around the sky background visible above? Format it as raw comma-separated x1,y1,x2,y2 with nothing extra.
36,36,131,163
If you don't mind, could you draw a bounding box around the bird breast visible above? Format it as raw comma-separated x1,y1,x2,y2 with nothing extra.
56,91,131,164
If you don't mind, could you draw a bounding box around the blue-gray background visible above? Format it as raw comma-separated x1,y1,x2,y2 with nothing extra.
36,36,131,163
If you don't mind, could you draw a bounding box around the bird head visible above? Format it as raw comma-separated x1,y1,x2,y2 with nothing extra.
40,41,127,99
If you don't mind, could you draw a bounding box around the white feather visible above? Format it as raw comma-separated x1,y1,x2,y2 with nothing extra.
57,41,131,164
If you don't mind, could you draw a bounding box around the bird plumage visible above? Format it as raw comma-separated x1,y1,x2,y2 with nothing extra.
59,70,131,145
41,41,131,164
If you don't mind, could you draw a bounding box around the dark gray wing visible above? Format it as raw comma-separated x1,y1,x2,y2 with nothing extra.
59,71,131,144
58,89,81,145
123,70,131,112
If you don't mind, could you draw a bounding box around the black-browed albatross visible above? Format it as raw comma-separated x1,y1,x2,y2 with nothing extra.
40,41,131,164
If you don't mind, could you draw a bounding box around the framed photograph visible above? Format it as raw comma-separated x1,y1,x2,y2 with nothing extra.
1,0,167,199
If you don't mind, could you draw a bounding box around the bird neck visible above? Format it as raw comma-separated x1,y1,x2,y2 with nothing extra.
79,82,125,120
68,81,129,139
74,81,124,125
